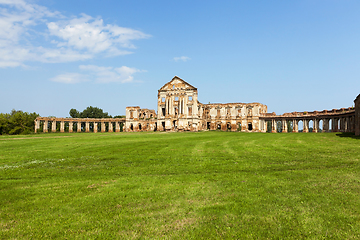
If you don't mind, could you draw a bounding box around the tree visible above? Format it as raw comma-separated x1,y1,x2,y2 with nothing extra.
69,108,80,118
113,115,125,118
0,110,39,135
69,106,111,119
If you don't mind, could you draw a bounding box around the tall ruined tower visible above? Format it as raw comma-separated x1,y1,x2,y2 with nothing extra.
157,76,200,131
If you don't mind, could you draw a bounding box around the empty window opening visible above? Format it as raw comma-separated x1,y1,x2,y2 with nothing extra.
217,124,221,130
173,120,177,129
238,123,242,131
130,111,133,119
248,123,253,131
162,108,166,117
207,122,211,130
162,121,165,130
227,123,231,131
162,97,165,102
173,85,175,89
188,96,193,101
130,124,133,131
139,124,142,131
175,96,179,101
188,106,192,115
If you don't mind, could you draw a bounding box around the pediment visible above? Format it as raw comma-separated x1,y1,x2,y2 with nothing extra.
159,76,197,91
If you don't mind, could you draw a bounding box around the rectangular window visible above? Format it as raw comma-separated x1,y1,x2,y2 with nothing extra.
188,96,193,101
161,97,165,102
188,106,192,115
175,96,179,101
162,108,166,116
130,111,133,118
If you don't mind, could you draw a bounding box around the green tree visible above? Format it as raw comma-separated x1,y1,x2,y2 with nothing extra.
113,115,125,118
69,108,80,118
80,106,111,118
0,110,39,135
69,106,111,119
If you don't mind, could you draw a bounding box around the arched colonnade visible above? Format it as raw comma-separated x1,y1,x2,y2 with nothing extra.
259,108,355,133
34,117,125,133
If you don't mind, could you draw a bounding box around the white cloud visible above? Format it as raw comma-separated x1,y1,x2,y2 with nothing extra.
50,73,89,84
47,14,150,55
173,56,191,62
51,65,144,84
0,1,150,68
79,64,143,83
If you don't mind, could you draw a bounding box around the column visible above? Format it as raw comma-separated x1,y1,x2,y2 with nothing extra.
60,121,65,133
271,119,277,133
344,117,349,132
85,122,90,132
94,122,98,133
169,96,173,116
69,122,73,133
115,122,120,132
77,122,81,132
166,98,169,116
109,122,113,132
52,120,56,132
292,119,298,132
313,119,318,133
331,118,337,132
101,122,106,132
43,120,48,133
34,120,39,133
340,118,345,132
303,119,308,133
282,120,287,133
323,119,329,132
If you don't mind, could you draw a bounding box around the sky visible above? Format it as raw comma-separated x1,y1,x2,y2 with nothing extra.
1,0,360,117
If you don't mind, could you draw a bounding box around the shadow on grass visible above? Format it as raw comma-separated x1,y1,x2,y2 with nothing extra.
336,132,360,139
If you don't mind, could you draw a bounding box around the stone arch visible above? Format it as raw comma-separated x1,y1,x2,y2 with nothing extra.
227,122,231,131
298,120,304,132
308,119,314,132
248,122,253,131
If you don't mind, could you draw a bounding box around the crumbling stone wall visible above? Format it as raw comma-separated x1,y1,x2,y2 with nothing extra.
198,102,267,132
355,94,360,136
125,106,157,132
125,76,268,132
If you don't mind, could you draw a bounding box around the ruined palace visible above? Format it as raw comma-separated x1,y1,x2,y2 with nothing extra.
125,76,266,132
35,76,360,135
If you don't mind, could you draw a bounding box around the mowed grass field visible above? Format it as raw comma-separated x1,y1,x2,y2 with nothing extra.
1,131,360,239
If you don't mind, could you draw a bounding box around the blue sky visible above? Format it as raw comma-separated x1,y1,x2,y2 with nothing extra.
1,0,360,117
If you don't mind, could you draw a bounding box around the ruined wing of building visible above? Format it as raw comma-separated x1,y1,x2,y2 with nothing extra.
35,76,360,135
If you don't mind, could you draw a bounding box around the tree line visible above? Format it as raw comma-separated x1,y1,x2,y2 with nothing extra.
0,110,39,135
0,106,124,135
69,106,125,119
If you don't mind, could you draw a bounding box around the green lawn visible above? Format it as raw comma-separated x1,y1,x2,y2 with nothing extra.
1,131,360,239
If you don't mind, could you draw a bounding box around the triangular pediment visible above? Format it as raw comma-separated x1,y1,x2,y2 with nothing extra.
159,76,197,91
